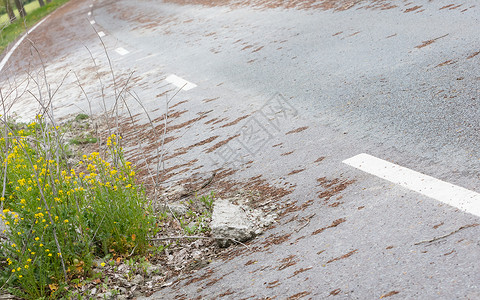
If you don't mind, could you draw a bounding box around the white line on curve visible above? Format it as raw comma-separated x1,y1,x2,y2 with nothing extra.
165,74,197,91
115,47,129,55
98,31,105,37
343,153,480,217
0,15,51,72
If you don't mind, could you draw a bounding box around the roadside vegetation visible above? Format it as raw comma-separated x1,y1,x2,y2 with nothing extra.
0,0,70,54
0,113,217,298
0,115,156,298
0,3,221,296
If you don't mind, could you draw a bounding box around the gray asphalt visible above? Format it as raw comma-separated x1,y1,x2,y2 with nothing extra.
93,0,480,187
2,0,480,298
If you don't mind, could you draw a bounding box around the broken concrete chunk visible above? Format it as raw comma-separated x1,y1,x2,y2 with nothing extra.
164,185,187,198
132,274,144,285
166,203,189,216
151,199,188,215
211,198,258,247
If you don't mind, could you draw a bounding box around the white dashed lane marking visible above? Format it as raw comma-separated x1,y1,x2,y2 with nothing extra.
88,12,91,16
115,47,130,55
97,31,105,37
343,153,480,217
165,74,197,91
90,20,95,25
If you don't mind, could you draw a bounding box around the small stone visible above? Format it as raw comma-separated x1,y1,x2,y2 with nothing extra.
0,292,17,299
132,274,143,285
259,214,276,227
90,287,97,296
117,264,127,272
176,248,188,260
119,277,131,287
192,250,202,260
166,203,188,216
132,290,143,298
193,239,205,248
146,281,153,289
164,185,187,197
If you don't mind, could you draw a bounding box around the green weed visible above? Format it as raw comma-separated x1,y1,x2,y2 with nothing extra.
178,193,215,235
69,136,97,145
74,114,89,122
0,115,156,298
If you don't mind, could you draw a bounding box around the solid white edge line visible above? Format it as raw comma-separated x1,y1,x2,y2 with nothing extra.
165,74,197,91
98,31,105,37
343,153,480,217
115,47,129,55
0,15,51,72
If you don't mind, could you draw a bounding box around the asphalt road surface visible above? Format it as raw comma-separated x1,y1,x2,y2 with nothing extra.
1,0,480,298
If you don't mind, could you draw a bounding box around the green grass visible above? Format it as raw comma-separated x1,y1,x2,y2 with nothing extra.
0,1,40,24
0,0,70,54
69,136,98,145
74,113,90,122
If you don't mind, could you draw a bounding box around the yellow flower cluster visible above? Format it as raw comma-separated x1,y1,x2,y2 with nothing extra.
106,133,121,147
1,123,144,289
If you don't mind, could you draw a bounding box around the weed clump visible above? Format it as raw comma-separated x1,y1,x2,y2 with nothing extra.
0,115,155,298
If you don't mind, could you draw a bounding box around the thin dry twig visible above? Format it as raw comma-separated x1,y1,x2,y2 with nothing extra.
295,213,316,233
414,223,479,246
150,235,251,250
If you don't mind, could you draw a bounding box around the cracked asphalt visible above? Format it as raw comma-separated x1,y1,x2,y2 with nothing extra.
1,0,480,298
